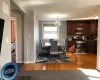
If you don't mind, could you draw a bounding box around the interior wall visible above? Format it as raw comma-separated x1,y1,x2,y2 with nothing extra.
11,0,28,63
39,21,42,42
11,10,24,63
12,0,26,13
34,12,39,59
97,10,100,70
23,11,39,63
11,0,36,63
59,21,67,40
0,0,11,67
24,11,34,63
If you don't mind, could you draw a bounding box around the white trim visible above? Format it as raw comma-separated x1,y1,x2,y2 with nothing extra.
11,17,18,62
96,68,100,71
24,62,28,64
24,61,35,64
24,15,29,64
16,61,24,63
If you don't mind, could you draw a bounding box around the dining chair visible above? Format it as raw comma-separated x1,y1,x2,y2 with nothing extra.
40,39,49,57
50,40,58,60
57,39,67,58
50,40,64,61
40,39,44,48
62,39,66,51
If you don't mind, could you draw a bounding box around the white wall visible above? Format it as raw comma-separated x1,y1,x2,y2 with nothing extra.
11,0,31,63
33,12,39,61
0,0,11,66
11,10,24,63
97,10,100,70
59,21,67,40
0,0,39,65
11,0,37,63
24,11,39,63
24,11,34,63
12,0,26,13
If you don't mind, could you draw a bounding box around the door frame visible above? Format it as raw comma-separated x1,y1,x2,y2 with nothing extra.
11,17,18,63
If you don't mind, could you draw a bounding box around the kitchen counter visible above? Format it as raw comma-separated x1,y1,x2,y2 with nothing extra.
67,39,97,41
67,40,97,53
85,40,97,41
85,40,97,54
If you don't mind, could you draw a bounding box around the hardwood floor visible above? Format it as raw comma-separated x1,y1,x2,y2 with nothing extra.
21,53,97,70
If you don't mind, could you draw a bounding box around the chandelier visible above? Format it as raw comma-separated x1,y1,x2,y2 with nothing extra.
55,16,61,27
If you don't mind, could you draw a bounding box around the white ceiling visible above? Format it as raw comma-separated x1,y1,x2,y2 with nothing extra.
20,0,100,21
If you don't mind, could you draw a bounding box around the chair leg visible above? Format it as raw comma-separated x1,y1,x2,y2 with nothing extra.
50,54,51,61
57,54,59,60
48,53,50,58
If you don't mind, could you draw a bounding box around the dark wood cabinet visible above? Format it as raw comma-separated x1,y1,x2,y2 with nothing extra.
76,21,89,34
67,20,98,35
82,22,89,34
67,21,75,34
67,20,98,54
89,20,98,35
85,40,97,53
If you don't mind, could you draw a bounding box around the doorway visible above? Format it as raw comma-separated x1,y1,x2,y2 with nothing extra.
11,18,17,62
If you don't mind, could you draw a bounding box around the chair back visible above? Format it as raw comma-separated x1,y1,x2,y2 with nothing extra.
62,39,67,51
40,39,44,47
50,40,58,54
49,39,54,43
62,39,65,46
60,39,66,51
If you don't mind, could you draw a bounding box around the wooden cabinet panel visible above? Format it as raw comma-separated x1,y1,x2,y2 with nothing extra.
89,20,98,35
67,20,98,35
76,21,89,34
85,41,97,53
67,21,75,34
81,22,89,34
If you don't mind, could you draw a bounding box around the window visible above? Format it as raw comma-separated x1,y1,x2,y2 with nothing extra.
42,23,58,39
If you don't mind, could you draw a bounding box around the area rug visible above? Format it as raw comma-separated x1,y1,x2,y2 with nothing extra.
17,69,100,80
35,56,72,63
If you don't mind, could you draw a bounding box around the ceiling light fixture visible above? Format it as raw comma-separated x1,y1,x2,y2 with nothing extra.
55,16,61,27
93,16,98,19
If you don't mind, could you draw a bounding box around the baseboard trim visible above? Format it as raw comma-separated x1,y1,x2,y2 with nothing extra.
16,61,24,63
24,61,35,64
96,68,100,72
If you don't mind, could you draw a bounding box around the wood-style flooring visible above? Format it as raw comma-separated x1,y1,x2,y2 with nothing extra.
21,53,97,70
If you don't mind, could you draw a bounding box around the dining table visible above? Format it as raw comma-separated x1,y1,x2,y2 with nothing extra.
43,42,63,51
